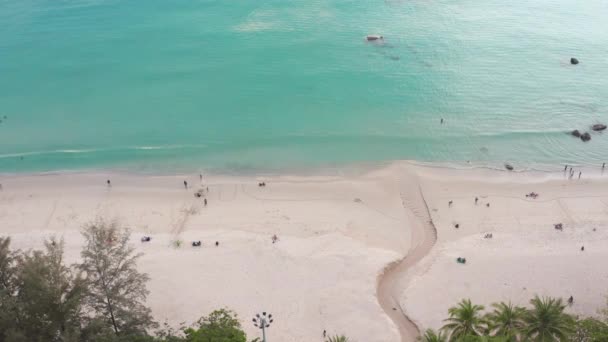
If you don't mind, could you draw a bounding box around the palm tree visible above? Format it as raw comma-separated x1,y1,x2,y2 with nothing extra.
418,329,447,342
442,299,486,341
485,302,526,340
326,335,349,342
523,296,575,341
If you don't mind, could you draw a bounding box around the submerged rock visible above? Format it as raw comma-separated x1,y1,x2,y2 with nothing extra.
570,58,579,65
580,132,591,142
592,123,607,131
571,130,581,138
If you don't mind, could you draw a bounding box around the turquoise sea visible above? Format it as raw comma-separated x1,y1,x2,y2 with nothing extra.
1,0,607,173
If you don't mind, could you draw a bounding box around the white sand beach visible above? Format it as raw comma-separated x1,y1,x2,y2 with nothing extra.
1,162,607,341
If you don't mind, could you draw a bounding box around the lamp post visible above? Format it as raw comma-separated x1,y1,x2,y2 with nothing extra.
252,311,273,342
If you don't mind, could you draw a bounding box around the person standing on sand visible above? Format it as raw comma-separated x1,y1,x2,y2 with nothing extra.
204,198,207,206
564,165,568,171
578,171,581,180
475,197,478,205
199,174,202,182
107,179,111,187
184,180,188,189
448,200,453,207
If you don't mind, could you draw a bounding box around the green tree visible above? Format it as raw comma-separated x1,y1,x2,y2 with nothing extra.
571,317,608,342
0,237,87,342
418,329,447,342
442,299,486,341
80,219,156,336
183,309,247,342
458,336,509,342
523,296,574,341
0,237,21,340
16,238,87,341
326,335,349,342
484,302,526,340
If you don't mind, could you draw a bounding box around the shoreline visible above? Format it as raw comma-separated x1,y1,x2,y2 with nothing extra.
2,157,606,181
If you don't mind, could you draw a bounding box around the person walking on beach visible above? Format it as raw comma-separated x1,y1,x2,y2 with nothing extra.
475,197,478,205
204,198,207,206
564,165,568,172
184,180,188,189
199,174,203,182
578,171,581,180
107,179,111,187
448,200,453,207
603,163,605,172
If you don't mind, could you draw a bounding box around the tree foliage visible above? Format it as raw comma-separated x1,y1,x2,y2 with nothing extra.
438,296,591,342
183,309,247,342
484,302,526,340
523,296,575,341
326,335,350,342
80,219,156,336
571,317,608,342
442,299,486,340
0,237,87,341
419,329,447,342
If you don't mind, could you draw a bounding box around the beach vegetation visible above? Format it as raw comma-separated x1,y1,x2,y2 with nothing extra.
183,309,247,342
419,329,447,342
0,237,87,341
326,335,350,342
484,302,526,340
80,219,157,336
437,295,601,342
523,296,575,341
441,299,487,339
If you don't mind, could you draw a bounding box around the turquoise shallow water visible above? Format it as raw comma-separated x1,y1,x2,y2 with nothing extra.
1,0,607,173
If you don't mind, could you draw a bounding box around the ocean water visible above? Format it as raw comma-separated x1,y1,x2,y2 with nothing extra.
0,0,607,174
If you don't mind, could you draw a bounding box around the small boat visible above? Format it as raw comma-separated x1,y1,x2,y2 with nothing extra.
366,35,383,41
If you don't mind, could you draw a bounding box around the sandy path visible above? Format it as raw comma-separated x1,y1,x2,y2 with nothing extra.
377,172,438,342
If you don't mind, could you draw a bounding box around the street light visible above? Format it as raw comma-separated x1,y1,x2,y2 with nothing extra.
252,311,273,342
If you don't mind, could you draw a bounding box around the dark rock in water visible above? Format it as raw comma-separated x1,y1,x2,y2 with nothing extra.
571,130,581,138
570,58,579,65
389,55,400,61
592,123,607,131
580,132,591,142
505,163,514,171
366,35,383,41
